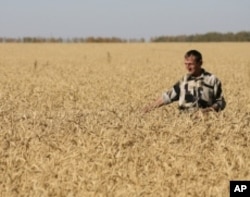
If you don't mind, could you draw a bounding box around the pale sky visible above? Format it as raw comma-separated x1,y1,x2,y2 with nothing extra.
0,0,249,40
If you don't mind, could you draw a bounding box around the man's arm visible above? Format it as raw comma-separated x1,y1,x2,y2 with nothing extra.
142,96,165,114
142,82,181,114
201,79,226,113
211,79,226,111
200,106,216,113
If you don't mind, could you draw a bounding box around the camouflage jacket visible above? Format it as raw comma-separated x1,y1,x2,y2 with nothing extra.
162,69,226,111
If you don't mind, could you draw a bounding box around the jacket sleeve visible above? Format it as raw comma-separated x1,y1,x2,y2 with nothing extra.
162,81,181,104
213,79,226,111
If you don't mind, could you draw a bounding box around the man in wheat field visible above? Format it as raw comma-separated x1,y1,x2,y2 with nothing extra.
143,50,226,114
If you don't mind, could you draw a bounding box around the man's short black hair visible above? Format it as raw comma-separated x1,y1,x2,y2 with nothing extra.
185,50,203,64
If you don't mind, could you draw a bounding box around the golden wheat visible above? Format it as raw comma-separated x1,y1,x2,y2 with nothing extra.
0,43,249,196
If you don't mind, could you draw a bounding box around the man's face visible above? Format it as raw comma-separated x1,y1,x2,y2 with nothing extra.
184,55,201,76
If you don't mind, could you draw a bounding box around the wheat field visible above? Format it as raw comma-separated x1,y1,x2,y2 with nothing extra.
0,43,249,197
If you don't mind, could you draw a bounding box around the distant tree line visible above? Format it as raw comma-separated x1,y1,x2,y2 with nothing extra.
0,36,145,43
0,31,250,43
151,31,250,42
